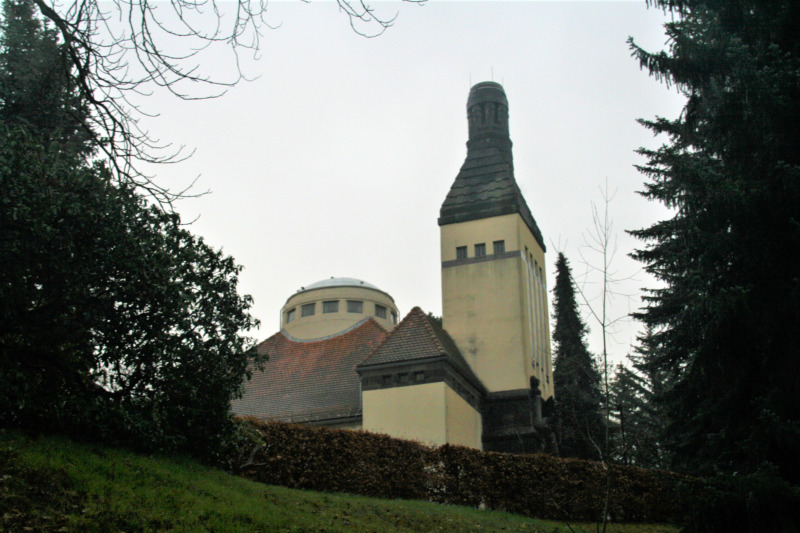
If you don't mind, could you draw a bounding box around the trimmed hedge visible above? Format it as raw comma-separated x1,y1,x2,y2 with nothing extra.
233,418,693,523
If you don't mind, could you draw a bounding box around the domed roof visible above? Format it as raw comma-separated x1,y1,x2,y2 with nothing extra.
300,277,380,292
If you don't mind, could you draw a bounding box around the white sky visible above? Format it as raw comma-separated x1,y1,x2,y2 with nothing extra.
135,0,685,367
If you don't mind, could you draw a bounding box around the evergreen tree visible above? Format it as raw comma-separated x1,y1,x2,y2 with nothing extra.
629,1,800,483
0,0,89,155
0,0,261,462
609,332,672,469
551,252,604,460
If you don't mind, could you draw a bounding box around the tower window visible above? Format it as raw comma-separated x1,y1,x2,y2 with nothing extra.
286,308,296,323
493,240,505,254
301,303,315,317
375,304,387,319
475,243,486,257
391,311,397,324
347,300,363,313
323,301,339,313
456,246,467,260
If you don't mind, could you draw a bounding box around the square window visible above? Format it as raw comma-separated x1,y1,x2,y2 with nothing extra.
301,303,315,317
347,300,363,313
456,246,467,260
375,304,387,319
323,300,339,313
493,240,505,254
286,308,296,323
475,243,486,257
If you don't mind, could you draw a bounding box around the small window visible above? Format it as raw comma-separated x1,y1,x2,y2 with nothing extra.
301,303,315,317
323,300,339,313
347,300,363,313
475,243,486,257
391,311,397,325
493,240,505,254
286,308,296,323
456,246,467,260
375,304,387,319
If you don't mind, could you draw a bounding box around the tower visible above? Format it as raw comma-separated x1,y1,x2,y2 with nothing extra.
439,82,553,421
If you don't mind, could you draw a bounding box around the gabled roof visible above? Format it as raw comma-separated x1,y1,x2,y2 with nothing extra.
232,318,388,423
357,307,484,391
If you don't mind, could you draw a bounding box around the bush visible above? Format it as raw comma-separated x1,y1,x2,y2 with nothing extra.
233,418,693,523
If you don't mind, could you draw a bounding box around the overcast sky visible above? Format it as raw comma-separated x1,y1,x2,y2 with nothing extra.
135,0,685,367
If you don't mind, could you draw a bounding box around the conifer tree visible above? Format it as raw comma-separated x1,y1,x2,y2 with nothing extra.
610,332,672,469
629,1,800,483
551,252,604,460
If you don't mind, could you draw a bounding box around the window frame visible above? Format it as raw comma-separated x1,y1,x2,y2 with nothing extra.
375,304,387,319
347,300,363,314
301,303,315,317
493,240,505,254
474,243,486,257
456,246,468,260
322,300,339,314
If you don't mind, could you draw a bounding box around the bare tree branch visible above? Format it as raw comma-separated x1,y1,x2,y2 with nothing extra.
30,0,425,208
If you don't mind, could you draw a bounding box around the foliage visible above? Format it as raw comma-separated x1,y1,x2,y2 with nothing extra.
232,418,694,524
629,0,800,486
0,0,260,462
2,430,661,533
551,252,604,460
609,330,673,469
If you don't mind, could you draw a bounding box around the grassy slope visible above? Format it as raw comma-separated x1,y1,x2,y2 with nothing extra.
0,430,677,532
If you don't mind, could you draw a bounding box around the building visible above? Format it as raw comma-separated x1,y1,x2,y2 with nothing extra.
233,82,554,453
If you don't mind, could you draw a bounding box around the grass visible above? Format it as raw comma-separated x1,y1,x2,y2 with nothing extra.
0,430,678,532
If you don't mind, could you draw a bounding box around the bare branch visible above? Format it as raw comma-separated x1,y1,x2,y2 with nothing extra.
30,0,425,206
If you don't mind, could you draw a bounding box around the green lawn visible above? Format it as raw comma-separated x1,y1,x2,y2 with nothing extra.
0,430,678,532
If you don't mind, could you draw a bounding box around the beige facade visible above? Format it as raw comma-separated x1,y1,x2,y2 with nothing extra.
441,213,553,399
362,381,482,448
282,278,398,340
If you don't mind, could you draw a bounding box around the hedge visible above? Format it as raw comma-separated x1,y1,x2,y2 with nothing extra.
231,418,695,523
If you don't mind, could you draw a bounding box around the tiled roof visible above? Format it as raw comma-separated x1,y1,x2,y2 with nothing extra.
232,318,388,423
358,307,484,390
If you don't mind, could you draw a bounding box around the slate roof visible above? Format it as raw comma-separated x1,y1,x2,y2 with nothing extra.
357,307,485,391
438,85,546,251
232,318,389,423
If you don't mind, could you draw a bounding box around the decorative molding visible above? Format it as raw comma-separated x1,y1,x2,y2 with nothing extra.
359,357,483,410
442,250,521,269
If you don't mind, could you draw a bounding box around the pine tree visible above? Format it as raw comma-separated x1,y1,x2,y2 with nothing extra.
0,0,89,155
551,252,604,460
629,1,800,483
609,332,672,469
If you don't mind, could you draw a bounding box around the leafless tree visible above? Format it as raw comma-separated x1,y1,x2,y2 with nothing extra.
31,0,423,207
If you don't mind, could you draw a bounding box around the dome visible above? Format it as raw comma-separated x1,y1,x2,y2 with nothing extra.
282,277,398,340
299,277,380,293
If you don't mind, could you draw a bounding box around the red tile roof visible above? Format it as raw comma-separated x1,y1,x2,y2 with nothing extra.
232,318,388,424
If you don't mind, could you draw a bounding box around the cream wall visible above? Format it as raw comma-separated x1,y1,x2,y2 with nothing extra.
444,386,483,449
362,382,483,449
282,285,398,339
441,213,553,398
363,383,447,445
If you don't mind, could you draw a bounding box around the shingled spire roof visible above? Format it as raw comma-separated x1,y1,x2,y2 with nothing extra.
438,82,545,251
